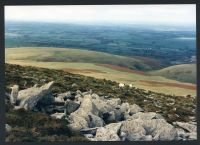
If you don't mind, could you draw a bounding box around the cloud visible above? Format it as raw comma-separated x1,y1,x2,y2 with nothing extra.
5,5,196,26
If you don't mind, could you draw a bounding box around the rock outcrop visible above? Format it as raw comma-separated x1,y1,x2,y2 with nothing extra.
68,95,104,132
14,81,54,110
5,124,12,132
8,83,197,141
90,122,122,141
10,85,19,105
173,121,197,140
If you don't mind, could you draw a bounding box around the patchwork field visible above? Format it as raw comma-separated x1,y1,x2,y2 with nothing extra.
5,47,196,96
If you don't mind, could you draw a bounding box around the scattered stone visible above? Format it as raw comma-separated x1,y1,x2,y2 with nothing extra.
65,100,80,115
54,96,64,103
68,95,104,132
121,119,146,141
5,124,12,132
6,83,196,141
38,93,55,105
128,112,164,120
88,114,104,128
84,134,94,138
106,98,121,108
173,122,196,133
80,127,99,135
15,81,54,110
105,111,116,123
121,118,177,141
50,112,66,119
129,104,144,115
57,91,74,101
90,122,122,141
72,83,78,87
10,85,19,105
92,94,113,117
173,121,197,140
120,102,130,114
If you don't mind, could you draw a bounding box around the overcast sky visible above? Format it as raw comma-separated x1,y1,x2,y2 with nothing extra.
5,5,196,26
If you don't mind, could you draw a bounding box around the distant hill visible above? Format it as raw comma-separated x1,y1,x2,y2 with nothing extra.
149,64,196,84
5,47,162,71
5,22,196,65
5,47,196,96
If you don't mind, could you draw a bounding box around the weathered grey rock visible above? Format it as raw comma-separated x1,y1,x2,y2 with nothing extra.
106,111,116,123
80,95,99,116
84,134,94,138
124,111,132,120
68,115,89,132
120,118,177,141
57,91,74,100
68,95,104,132
149,119,177,140
106,98,121,109
38,93,55,105
120,102,130,114
10,85,19,105
176,128,189,140
90,122,122,141
76,90,82,95
173,121,197,140
82,90,93,96
114,109,123,121
80,127,99,135
129,104,144,115
72,83,78,87
65,100,80,115
121,119,146,141
5,124,12,132
15,81,54,110
91,93,100,99
88,114,104,128
44,105,65,113
141,135,153,141
54,96,64,103
50,112,66,119
128,112,164,120
91,94,124,123
75,94,83,103
187,132,197,140
173,122,196,133
92,95,113,117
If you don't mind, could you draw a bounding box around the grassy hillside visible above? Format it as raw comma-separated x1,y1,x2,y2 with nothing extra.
5,64,196,124
150,64,196,84
5,47,196,96
5,47,161,71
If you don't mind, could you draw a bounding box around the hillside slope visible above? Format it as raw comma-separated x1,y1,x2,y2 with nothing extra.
5,64,196,123
150,64,196,84
5,47,196,96
5,64,196,141
5,47,162,71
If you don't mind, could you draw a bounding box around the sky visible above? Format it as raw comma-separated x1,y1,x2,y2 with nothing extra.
5,5,196,26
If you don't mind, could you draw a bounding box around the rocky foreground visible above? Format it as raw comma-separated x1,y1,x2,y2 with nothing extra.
6,81,197,141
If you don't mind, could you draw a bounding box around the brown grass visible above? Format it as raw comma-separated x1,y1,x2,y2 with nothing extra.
63,68,106,74
96,64,149,76
134,56,162,67
139,80,196,90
